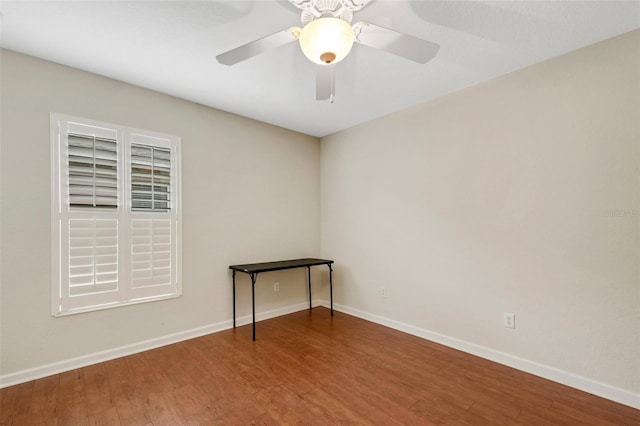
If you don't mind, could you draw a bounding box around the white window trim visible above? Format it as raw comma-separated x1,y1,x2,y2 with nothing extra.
51,113,182,316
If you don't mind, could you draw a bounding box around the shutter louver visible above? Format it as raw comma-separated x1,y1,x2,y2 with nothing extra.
68,133,118,209
131,144,171,212
68,219,118,296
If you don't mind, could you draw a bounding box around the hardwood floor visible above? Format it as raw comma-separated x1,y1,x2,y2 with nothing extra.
1,307,638,425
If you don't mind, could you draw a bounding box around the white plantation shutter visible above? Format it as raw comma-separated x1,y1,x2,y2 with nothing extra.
131,144,171,212
52,114,181,316
68,219,119,295
54,120,122,312
131,218,173,293
62,218,121,311
67,134,118,209
127,133,179,300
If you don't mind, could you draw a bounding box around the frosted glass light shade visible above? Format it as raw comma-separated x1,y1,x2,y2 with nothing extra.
298,17,355,65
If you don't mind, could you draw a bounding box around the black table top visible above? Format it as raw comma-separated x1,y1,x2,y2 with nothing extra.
229,258,333,274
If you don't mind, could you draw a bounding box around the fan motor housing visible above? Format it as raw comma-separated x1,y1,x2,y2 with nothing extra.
290,0,372,25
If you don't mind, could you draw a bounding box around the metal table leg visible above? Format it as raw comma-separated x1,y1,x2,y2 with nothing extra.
329,263,333,316
307,266,312,310
250,272,257,341
232,270,236,328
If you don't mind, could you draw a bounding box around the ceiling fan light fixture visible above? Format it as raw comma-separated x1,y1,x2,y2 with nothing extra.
298,17,355,65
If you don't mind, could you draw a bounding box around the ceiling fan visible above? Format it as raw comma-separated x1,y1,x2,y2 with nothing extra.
216,0,440,102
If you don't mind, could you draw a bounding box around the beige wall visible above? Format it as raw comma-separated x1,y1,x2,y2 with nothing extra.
0,49,321,375
321,30,639,394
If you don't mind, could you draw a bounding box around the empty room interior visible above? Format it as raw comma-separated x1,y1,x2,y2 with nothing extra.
0,0,639,424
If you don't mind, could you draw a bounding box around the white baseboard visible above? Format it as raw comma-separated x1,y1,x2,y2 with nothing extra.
316,300,640,410
2,299,638,410
0,301,315,389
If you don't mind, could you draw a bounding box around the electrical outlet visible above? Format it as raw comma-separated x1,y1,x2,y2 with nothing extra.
274,282,280,292
380,287,387,298
503,312,515,329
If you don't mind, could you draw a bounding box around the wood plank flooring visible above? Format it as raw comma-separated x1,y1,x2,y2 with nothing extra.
1,307,638,425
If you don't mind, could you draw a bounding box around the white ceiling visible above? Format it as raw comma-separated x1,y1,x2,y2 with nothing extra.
1,0,639,137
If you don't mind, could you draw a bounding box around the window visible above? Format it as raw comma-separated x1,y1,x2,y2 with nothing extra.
51,114,181,316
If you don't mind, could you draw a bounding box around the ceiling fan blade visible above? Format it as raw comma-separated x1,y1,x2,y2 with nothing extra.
353,22,439,64
316,64,335,102
216,27,300,66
